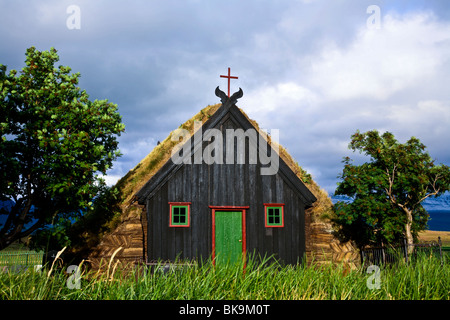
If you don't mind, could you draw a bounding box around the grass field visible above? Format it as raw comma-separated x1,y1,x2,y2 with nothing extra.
0,253,448,300
0,231,448,300
419,230,450,246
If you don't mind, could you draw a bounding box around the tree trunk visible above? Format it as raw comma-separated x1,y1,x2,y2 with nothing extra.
404,208,414,255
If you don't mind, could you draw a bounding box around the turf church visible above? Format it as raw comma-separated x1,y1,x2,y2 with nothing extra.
86,69,358,269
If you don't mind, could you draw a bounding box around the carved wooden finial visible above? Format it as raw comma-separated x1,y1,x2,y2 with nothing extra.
215,86,243,105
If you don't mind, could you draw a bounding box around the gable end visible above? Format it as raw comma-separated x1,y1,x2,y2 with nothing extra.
134,102,316,207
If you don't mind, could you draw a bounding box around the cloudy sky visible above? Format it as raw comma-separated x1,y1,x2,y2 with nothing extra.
1,0,450,195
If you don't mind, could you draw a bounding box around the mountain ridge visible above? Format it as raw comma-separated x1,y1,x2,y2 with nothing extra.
331,193,450,211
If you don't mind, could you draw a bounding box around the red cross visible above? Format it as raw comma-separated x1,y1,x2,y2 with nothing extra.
220,67,238,97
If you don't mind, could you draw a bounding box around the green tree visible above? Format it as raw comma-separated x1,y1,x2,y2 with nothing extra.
334,130,450,249
0,47,125,250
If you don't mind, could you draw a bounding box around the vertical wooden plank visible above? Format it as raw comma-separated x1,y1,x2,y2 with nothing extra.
285,188,295,264
193,161,211,261
218,163,224,205
165,180,173,260
272,225,280,261
238,164,245,204
227,163,235,205
245,161,255,253
252,163,263,257
149,199,155,260
288,192,297,264
205,163,212,260
152,192,159,261
174,228,183,260
150,198,156,261
236,162,245,260
210,163,216,206
191,163,200,260
155,186,167,260
242,208,247,263
261,174,273,258
218,163,225,205
183,165,192,259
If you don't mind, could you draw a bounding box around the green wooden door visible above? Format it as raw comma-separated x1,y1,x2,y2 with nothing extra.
214,211,243,265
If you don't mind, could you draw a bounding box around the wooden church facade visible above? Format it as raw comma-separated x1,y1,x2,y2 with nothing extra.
133,88,316,265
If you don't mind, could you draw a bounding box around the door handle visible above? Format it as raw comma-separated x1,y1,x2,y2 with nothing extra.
238,240,242,242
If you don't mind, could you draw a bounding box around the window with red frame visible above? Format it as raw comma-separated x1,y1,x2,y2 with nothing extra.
264,203,284,227
169,202,191,227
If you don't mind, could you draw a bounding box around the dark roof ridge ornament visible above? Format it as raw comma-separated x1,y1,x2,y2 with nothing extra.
215,86,243,105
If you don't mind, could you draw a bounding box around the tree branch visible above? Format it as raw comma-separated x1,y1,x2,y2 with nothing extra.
384,164,398,205
16,219,45,239
414,173,441,205
10,174,34,238
0,197,23,237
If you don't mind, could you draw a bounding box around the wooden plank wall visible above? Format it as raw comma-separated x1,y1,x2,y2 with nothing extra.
145,116,308,265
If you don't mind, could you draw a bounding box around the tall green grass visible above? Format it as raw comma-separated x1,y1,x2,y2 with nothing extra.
0,253,448,300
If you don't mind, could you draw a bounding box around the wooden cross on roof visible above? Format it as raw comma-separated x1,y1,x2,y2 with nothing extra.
220,67,238,97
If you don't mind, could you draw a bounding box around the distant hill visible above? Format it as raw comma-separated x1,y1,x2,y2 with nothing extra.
331,193,450,211
331,193,450,231
0,200,38,230
421,193,450,211
0,200,14,212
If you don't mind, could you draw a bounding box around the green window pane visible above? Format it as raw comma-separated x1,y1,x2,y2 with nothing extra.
173,207,180,223
179,207,186,223
266,206,283,226
268,208,274,224
171,206,189,226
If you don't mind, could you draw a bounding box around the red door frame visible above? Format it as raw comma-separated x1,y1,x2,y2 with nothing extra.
209,206,249,265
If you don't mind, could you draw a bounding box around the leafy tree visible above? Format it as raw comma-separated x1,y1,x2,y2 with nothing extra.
334,130,450,249
29,184,121,256
0,47,125,250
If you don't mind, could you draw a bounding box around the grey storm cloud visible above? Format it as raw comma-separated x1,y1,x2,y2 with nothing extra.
1,0,450,192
